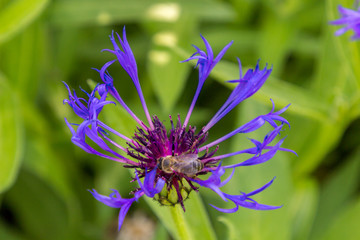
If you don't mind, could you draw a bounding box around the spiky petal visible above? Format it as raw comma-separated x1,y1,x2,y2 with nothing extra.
330,5,360,40
209,178,282,213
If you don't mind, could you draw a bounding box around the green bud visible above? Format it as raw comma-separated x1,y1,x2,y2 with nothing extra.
154,179,192,206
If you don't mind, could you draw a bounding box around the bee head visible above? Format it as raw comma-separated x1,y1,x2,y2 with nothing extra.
157,157,164,170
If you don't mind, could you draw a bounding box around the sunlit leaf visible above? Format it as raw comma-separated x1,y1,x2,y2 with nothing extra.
257,15,295,75
147,18,194,112
152,223,169,240
218,216,238,240
50,0,235,26
319,196,360,240
0,74,24,193
290,178,319,240
293,119,348,177
1,20,47,99
0,0,48,44
310,148,360,240
148,46,189,112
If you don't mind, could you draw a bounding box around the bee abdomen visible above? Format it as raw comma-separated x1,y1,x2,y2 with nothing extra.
194,160,204,171
179,160,204,175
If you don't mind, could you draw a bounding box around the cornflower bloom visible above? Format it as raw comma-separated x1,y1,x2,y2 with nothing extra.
330,3,360,40
64,27,294,230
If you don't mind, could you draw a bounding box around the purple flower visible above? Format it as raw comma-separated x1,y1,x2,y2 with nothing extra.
64,26,294,231
330,4,360,40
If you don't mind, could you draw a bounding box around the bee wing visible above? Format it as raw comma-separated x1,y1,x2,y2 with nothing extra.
176,153,198,162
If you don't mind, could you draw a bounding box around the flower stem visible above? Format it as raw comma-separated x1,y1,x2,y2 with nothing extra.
170,204,193,240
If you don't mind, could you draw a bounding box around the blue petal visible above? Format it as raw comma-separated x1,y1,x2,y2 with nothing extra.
136,167,165,198
89,189,136,208
330,4,360,40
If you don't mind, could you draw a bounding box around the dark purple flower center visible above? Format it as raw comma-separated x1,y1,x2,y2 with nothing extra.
126,115,218,208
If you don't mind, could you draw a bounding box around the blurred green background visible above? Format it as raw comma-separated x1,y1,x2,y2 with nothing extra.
1,0,360,239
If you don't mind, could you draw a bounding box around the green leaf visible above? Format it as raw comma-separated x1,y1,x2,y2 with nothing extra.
290,178,319,240
310,148,360,240
218,216,238,240
1,20,48,99
152,223,169,240
0,0,48,44
257,13,295,75
200,28,260,57
0,220,29,240
23,135,82,226
319,196,360,240
5,169,69,240
147,19,194,112
0,73,24,193
50,0,235,26
293,118,349,177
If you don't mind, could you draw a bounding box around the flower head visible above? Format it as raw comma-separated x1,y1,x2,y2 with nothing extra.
64,26,294,231
330,4,360,40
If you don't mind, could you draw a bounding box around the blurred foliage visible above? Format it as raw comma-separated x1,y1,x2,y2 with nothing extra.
0,0,360,239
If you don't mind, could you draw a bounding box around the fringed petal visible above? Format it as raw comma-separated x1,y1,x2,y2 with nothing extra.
330,4,360,40
210,178,282,212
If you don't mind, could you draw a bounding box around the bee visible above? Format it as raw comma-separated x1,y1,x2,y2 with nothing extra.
157,154,204,177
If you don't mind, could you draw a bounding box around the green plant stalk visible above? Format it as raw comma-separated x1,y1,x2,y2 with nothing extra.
170,204,194,240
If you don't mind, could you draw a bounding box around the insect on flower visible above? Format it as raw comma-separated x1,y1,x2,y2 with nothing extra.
157,154,204,177
63,26,295,231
